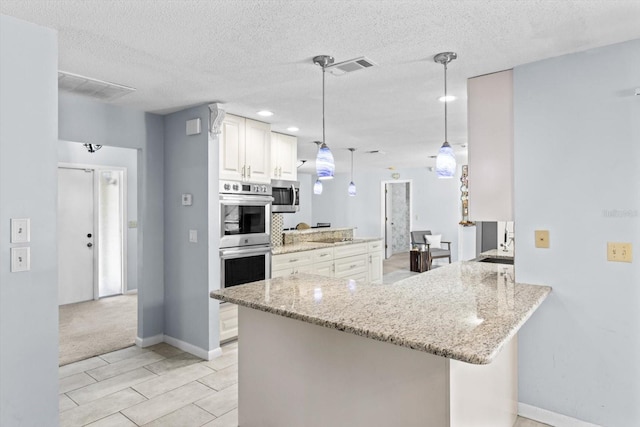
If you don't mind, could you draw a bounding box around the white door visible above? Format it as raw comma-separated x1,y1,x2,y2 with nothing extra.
385,184,393,259
244,118,271,183
58,167,95,305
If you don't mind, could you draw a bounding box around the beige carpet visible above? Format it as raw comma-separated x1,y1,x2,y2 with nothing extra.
59,293,137,366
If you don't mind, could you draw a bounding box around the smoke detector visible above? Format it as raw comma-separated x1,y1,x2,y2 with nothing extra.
326,56,377,76
58,71,136,101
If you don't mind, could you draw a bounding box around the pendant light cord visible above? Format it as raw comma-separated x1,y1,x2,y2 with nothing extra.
351,149,354,181
444,60,448,143
322,66,326,145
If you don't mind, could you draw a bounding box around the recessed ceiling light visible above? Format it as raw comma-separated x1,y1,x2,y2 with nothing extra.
438,95,456,102
257,110,273,117
287,127,299,132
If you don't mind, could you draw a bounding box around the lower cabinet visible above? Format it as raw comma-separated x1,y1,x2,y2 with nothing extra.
219,303,238,343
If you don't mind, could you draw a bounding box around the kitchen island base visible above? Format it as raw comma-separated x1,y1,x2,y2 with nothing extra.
238,306,517,427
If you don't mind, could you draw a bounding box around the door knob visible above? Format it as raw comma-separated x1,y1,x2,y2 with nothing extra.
87,243,93,248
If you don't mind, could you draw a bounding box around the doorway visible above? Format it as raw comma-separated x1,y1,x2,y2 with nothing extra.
58,165,126,304
381,180,413,259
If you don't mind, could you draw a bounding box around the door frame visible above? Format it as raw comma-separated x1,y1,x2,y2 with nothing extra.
58,162,128,297
379,179,413,259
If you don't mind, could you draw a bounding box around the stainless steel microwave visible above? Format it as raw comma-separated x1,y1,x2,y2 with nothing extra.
271,179,300,213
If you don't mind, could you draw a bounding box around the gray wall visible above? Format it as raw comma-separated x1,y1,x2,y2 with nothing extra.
164,106,218,351
514,39,640,425
58,92,165,341
57,142,139,291
0,15,59,426
312,166,461,260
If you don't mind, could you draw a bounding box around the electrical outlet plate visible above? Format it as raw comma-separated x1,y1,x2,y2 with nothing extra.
535,230,550,248
11,218,30,243
607,242,632,263
11,247,31,272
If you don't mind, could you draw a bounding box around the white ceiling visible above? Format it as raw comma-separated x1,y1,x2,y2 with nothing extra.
2,1,639,174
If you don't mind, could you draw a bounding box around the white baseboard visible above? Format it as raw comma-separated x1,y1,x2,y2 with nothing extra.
518,403,602,427
125,289,138,295
163,335,222,361
135,334,163,347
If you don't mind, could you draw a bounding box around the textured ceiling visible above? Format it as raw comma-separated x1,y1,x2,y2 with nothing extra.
2,1,639,173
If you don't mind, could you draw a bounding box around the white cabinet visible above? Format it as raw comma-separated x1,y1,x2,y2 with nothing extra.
272,251,314,277
334,243,369,281
467,70,514,221
271,132,297,181
219,303,238,343
367,240,384,283
219,114,271,183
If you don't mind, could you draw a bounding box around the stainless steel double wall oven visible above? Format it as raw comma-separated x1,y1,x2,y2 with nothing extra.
219,180,272,290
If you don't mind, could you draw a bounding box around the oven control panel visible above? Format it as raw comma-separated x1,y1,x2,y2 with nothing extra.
219,180,271,195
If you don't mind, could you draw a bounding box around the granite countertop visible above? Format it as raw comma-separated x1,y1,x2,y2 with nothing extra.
282,227,354,235
478,248,514,260
272,237,382,255
211,262,550,364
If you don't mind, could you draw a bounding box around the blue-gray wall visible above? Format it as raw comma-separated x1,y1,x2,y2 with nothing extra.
164,106,219,352
59,92,165,341
0,15,59,426
514,39,640,426
57,142,139,291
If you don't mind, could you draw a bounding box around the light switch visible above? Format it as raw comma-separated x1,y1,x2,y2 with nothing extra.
11,218,30,243
535,230,550,248
182,193,193,206
189,229,198,243
607,242,632,263
11,247,30,272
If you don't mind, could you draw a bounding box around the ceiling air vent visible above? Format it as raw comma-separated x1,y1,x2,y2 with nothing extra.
327,56,377,76
58,71,136,101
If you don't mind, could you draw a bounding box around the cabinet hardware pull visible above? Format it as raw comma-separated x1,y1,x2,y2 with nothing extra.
289,258,298,262
248,165,251,177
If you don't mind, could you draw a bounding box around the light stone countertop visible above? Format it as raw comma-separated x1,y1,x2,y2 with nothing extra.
282,226,354,235
478,248,514,259
211,261,551,364
272,237,382,255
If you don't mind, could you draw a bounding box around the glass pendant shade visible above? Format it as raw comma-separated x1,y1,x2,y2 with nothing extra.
435,141,456,178
348,181,356,196
316,142,335,180
314,178,323,194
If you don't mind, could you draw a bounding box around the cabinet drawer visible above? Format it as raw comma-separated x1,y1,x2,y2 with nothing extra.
334,254,368,278
367,240,383,253
334,243,367,259
311,247,334,262
312,260,334,277
272,252,314,269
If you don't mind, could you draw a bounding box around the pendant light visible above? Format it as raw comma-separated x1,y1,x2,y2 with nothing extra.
433,52,457,179
313,55,335,180
348,148,356,196
314,177,323,195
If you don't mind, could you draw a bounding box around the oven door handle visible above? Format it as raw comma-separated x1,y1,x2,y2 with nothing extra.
220,194,274,204
220,246,272,258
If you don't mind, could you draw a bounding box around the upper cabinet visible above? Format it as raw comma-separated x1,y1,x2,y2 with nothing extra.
270,132,297,181
219,114,271,183
467,69,514,221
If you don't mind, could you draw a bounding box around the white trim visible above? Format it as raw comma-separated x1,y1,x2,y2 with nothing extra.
518,403,602,427
163,335,223,361
125,289,138,295
135,334,163,348
380,179,413,259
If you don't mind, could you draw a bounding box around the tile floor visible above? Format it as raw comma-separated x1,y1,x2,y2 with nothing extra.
60,340,551,427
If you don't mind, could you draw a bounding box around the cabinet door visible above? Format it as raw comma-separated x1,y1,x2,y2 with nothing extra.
368,251,383,283
312,260,334,277
219,303,238,343
244,119,271,183
270,133,282,179
334,254,368,279
276,133,297,181
219,114,246,181
272,267,293,278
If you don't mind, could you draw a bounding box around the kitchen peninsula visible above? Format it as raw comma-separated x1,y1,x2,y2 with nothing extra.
211,261,550,427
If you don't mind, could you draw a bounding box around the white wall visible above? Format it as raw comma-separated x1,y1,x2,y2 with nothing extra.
514,39,639,426
0,15,59,426
312,165,462,260
58,142,139,290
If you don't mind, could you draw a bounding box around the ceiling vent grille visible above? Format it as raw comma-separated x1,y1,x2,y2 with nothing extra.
58,71,136,101
327,56,377,76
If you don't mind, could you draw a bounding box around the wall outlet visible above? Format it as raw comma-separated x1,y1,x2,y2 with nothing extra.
11,218,30,243
189,229,198,243
11,247,31,272
535,230,550,248
607,242,632,263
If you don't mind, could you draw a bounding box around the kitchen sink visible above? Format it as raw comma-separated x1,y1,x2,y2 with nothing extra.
477,257,514,265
